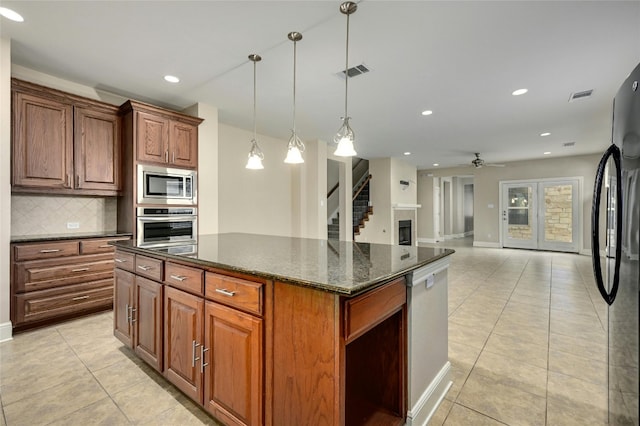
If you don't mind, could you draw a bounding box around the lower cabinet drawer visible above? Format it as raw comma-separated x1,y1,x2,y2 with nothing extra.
205,273,263,316
14,279,113,324
15,258,114,292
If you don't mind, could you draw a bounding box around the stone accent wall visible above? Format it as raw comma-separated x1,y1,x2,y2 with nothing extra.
544,185,573,243
508,225,533,240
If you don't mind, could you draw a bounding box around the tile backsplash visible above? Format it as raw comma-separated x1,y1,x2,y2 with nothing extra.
11,195,117,236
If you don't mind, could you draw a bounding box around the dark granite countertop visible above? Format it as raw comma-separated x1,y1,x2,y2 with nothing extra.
112,233,454,296
11,231,132,244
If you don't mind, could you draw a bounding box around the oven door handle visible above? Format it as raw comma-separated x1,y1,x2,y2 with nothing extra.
137,216,197,221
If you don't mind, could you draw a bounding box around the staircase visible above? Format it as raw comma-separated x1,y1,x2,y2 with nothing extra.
328,216,340,239
352,176,373,236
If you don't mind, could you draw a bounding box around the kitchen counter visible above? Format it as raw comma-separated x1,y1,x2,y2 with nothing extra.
112,233,454,425
11,231,132,243
112,232,453,295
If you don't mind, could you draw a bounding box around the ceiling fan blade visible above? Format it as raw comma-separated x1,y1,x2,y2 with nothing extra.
486,163,506,167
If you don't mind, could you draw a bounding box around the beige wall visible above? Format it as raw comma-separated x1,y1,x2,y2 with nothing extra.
183,103,219,235
417,153,602,252
218,123,293,237
1,38,11,340
417,175,435,240
291,139,328,240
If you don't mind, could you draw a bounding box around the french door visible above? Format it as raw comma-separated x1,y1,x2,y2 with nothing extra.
501,179,580,252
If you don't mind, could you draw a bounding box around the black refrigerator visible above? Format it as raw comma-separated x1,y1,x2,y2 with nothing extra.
592,62,640,424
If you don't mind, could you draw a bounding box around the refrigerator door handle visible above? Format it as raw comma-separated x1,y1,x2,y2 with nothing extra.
591,144,623,305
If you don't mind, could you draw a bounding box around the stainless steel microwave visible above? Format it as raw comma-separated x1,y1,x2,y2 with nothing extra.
137,164,196,205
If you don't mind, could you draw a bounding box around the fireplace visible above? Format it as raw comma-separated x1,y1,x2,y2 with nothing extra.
398,220,412,246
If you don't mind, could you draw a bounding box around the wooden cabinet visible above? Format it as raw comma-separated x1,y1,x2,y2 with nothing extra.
204,302,263,426
164,285,204,402
11,79,122,195
123,100,201,169
114,267,164,372
11,236,130,331
74,106,121,191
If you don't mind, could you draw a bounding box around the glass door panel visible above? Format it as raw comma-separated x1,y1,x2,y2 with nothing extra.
503,184,537,249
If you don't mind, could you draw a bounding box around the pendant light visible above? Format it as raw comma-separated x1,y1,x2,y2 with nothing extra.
334,1,358,157
246,54,265,170
284,32,305,164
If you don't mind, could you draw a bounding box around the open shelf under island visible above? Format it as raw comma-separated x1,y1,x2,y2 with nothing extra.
111,233,454,426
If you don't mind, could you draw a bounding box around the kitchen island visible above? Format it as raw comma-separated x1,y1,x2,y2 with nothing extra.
112,233,454,426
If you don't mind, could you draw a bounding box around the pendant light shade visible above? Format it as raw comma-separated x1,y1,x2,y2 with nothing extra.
285,31,305,164
334,1,358,157
246,54,264,170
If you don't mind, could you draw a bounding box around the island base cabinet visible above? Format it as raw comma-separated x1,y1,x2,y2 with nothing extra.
203,302,263,426
164,286,204,403
114,269,164,372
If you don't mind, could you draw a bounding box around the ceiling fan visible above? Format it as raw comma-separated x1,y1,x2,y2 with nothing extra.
470,153,505,168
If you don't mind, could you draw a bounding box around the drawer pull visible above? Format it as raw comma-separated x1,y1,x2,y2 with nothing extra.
114,258,126,263
71,267,90,272
99,245,112,248
215,288,236,297
40,249,61,253
137,265,152,271
72,295,90,301
170,274,187,282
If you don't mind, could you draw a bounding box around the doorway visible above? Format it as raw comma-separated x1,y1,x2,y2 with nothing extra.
501,178,581,252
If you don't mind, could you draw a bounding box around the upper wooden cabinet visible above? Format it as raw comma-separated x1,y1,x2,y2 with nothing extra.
11,79,122,195
123,100,202,169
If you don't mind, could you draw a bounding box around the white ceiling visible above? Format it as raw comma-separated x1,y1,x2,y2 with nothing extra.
2,1,639,169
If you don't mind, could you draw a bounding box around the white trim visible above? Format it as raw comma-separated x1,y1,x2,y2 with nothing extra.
409,257,450,287
0,321,13,342
444,233,466,240
417,237,437,244
406,362,452,426
463,231,474,237
392,203,422,210
473,241,501,248
579,249,592,256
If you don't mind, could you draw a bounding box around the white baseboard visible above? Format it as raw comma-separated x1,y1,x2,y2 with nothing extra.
473,241,501,248
579,249,592,256
463,231,474,237
0,321,13,342
417,237,437,244
406,361,452,426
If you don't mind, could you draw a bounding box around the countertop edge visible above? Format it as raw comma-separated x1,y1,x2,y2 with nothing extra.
112,242,455,296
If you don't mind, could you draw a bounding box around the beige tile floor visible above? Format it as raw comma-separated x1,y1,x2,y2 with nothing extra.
0,239,608,425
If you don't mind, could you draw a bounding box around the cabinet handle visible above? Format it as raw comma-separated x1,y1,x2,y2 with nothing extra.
99,245,112,248
75,175,80,187
72,295,90,301
215,288,236,297
137,265,152,271
126,304,131,323
200,346,209,373
165,150,169,163
192,340,201,368
71,267,90,272
130,307,137,323
40,249,61,253
114,258,126,263
170,274,187,282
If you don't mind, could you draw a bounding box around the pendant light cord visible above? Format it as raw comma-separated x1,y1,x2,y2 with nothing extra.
253,59,257,140
344,11,350,119
292,39,297,134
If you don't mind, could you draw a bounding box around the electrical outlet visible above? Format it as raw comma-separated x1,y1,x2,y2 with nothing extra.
67,222,80,229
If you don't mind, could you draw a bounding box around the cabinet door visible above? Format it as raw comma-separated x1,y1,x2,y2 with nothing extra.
134,276,163,372
164,286,204,403
12,92,73,188
203,302,263,426
136,111,169,164
170,120,198,168
114,268,135,347
74,107,121,192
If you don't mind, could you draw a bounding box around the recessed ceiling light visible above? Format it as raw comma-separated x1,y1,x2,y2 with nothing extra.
433,163,439,167
421,110,433,116
540,132,551,137
0,7,24,22
544,151,551,155
164,75,180,83
512,88,528,96
403,152,411,156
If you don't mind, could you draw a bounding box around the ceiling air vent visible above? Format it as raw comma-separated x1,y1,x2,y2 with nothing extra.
563,142,576,147
338,63,370,79
568,89,594,102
